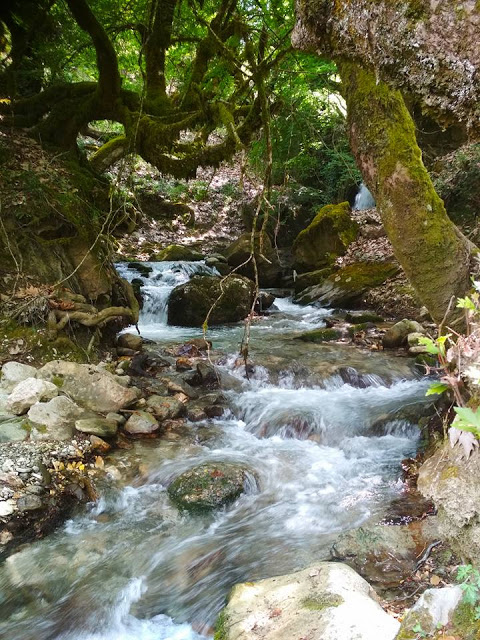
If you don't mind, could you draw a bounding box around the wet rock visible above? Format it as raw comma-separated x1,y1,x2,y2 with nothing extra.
382,320,426,349
75,418,118,437
255,291,275,312
168,463,255,512
330,525,421,587
295,261,399,307
187,407,207,422
174,339,212,358
396,586,463,638
117,333,143,351
186,362,220,389
6,378,58,415
124,411,159,435
28,396,84,440
224,233,281,287
217,562,399,640
0,362,38,391
292,202,359,272
204,405,225,418
127,261,152,277
89,435,111,452
176,357,193,371
38,360,140,412
162,377,199,399
168,275,255,327
146,395,185,420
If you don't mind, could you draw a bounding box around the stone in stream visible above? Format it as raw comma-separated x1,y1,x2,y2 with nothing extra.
6,378,58,415
382,319,426,349
168,275,255,327
216,562,399,640
168,463,256,512
124,410,159,435
146,395,185,421
75,418,118,437
117,333,143,351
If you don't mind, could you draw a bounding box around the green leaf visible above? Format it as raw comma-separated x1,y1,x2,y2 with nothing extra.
417,336,439,355
453,406,480,432
457,296,476,311
457,564,473,581
425,382,449,396
461,582,479,605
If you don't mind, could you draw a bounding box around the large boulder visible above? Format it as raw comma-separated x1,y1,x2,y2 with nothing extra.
216,562,399,640
38,360,140,413
6,379,58,415
223,233,281,287
294,267,333,294
167,275,255,327
396,586,463,639
295,261,399,307
167,463,255,512
418,442,480,566
292,202,358,273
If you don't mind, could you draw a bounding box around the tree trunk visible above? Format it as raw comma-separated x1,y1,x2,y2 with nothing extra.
338,61,473,324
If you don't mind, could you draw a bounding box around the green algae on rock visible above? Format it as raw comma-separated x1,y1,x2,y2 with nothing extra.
167,463,255,512
152,244,204,262
295,262,399,307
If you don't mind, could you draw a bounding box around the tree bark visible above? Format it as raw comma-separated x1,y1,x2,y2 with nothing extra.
338,61,473,324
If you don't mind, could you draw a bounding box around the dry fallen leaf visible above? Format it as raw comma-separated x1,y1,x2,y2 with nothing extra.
430,575,441,586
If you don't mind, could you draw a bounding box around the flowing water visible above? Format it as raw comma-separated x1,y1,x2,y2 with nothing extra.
0,262,431,640
353,183,376,210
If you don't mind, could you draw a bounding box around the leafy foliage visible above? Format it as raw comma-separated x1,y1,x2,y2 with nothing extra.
457,565,480,620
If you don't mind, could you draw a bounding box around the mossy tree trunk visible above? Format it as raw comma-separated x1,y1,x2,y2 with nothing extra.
338,62,473,324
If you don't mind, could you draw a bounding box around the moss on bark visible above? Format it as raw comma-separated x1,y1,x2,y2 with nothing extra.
338,61,473,324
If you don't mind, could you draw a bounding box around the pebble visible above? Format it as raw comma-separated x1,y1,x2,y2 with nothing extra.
0,500,15,517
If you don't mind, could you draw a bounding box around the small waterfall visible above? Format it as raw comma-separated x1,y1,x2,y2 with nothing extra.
353,183,375,210
116,261,219,325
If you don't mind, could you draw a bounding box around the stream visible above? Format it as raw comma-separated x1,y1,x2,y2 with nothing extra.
0,261,432,640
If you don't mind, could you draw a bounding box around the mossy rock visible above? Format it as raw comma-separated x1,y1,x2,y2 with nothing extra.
167,463,255,512
295,262,399,308
294,267,333,294
223,233,281,287
292,202,359,273
167,275,255,327
153,244,203,262
345,311,384,324
297,328,342,343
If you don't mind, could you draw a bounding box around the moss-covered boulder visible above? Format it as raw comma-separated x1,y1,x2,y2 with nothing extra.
382,319,426,349
297,328,342,343
295,262,399,308
167,275,255,327
223,233,281,287
152,244,203,261
294,267,333,294
292,202,358,273
167,463,255,512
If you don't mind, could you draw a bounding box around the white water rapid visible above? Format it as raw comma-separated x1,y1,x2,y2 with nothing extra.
0,262,432,640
